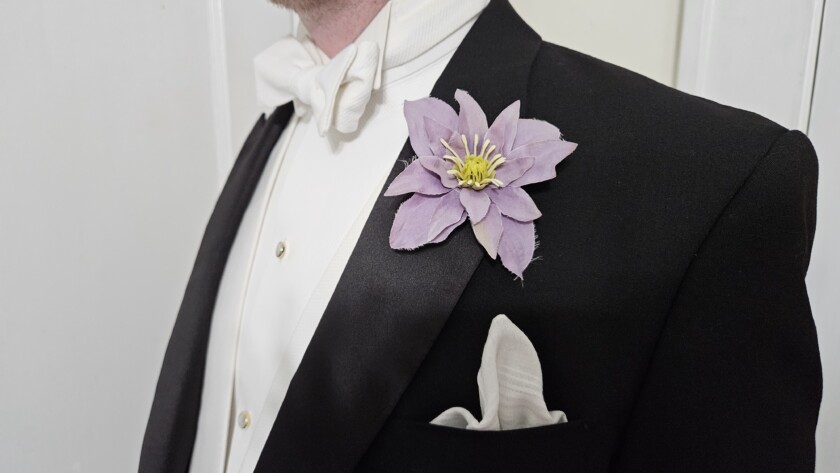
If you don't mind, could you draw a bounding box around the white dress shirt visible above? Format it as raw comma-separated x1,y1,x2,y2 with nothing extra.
189,1,487,472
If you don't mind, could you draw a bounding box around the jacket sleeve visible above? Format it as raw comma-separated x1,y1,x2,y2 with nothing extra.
614,130,823,472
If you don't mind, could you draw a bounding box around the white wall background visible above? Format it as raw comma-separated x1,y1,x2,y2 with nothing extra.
677,0,824,130
0,1,836,471
0,1,217,471
510,0,683,86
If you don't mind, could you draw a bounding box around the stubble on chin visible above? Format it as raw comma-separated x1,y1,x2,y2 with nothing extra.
268,0,344,16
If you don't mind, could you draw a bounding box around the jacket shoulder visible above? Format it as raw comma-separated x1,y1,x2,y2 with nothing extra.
519,41,818,277
527,41,788,159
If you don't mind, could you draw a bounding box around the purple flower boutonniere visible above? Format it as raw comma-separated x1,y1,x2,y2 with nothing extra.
385,89,577,279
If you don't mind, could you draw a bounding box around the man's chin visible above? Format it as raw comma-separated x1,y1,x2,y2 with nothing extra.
268,0,340,14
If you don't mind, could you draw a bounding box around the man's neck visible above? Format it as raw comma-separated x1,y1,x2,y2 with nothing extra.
297,0,389,58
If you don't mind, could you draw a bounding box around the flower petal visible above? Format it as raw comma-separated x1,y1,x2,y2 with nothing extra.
428,190,466,241
444,129,467,159
498,217,536,279
424,116,457,157
512,119,561,149
459,188,491,223
404,97,458,157
507,140,577,187
418,156,458,188
384,159,450,196
429,210,467,244
390,193,444,250
494,157,535,186
471,203,503,259
455,89,488,138
485,100,520,155
488,187,542,222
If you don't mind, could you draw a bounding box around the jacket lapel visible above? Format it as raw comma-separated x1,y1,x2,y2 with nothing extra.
140,104,294,473
255,1,542,471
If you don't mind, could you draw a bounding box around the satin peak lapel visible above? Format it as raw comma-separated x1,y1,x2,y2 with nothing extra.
255,1,543,472
140,104,294,473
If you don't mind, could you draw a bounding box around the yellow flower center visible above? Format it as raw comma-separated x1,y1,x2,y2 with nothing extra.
440,133,505,191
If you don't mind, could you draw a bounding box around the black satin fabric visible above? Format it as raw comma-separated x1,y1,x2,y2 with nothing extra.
140,1,822,472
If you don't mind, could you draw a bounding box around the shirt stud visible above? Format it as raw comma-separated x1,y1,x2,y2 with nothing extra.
238,410,251,429
275,241,287,259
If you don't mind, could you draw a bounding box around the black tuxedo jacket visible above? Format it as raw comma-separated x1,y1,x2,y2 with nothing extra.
140,1,822,471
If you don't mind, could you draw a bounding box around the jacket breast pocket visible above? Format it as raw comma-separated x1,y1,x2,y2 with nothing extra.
356,417,595,473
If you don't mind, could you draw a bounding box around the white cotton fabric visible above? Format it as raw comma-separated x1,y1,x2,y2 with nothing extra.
431,315,568,430
254,21,382,135
189,1,489,472
255,0,491,135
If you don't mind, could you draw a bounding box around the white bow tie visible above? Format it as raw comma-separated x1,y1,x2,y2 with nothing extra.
254,0,490,136
255,36,381,136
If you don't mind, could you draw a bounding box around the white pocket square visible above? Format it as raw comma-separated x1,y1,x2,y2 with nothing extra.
430,314,568,431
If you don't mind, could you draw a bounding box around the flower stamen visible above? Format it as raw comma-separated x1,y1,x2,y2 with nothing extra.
439,139,465,167
442,133,506,191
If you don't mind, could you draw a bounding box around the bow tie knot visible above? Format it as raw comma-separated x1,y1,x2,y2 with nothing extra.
255,37,381,136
